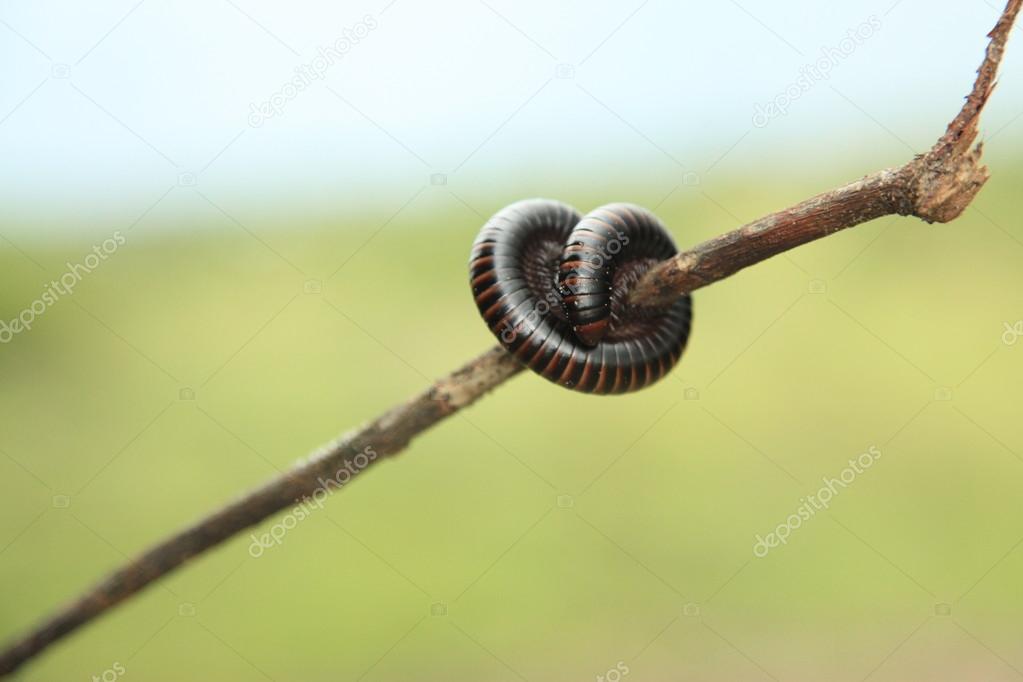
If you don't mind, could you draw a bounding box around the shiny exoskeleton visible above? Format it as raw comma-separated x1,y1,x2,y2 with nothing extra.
469,199,693,394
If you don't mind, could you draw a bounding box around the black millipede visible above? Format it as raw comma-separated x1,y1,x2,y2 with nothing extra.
469,199,693,394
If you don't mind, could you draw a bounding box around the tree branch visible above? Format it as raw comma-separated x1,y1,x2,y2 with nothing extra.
629,0,1021,307
1,1,1018,675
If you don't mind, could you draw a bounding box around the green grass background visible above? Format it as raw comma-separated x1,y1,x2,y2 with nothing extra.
2,150,1023,681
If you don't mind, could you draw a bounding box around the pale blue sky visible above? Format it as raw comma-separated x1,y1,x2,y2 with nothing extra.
2,0,1021,227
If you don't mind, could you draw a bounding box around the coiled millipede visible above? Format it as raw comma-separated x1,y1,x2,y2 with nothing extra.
469,199,693,394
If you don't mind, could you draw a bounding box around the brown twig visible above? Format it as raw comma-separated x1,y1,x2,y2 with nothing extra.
1,1,1018,675
629,0,1021,308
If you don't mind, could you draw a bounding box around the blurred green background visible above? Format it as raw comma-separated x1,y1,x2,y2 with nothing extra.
3,150,1023,680
4,0,1023,679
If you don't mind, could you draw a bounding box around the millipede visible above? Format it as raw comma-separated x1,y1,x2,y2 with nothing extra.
469,199,693,394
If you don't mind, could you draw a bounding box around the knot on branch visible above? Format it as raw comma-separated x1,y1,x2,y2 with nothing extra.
907,83,993,224
908,143,989,223
906,0,1018,223
469,199,693,394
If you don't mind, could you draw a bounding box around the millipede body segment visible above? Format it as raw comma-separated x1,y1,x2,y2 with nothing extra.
469,199,693,394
